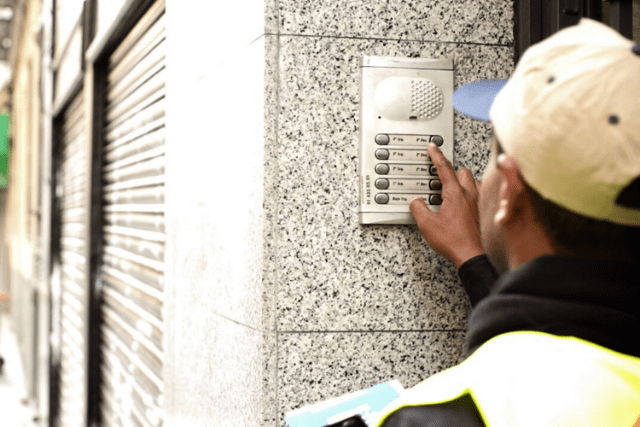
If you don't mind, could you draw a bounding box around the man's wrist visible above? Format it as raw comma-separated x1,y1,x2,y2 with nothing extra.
457,254,500,307
452,248,485,269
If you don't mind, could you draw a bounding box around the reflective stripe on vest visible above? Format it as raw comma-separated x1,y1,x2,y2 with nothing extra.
375,331,640,427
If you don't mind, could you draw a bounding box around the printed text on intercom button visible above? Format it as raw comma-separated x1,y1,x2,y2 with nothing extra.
376,179,439,191
383,164,433,176
386,134,439,146
384,194,442,205
379,149,429,161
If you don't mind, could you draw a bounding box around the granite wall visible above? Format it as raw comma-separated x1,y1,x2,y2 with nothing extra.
164,0,514,425
264,0,514,425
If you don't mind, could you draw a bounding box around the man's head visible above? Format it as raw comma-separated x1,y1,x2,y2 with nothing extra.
479,131,640,273
454,18,640,272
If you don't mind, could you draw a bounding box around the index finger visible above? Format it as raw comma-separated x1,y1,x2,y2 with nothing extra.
427,143,458,185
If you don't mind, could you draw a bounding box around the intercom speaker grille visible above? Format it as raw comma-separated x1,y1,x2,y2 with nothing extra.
411,79,444,120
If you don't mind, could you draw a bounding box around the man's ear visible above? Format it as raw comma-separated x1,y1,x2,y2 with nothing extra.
494,154,527,226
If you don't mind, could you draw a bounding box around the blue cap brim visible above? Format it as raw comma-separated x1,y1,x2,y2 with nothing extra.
451,79,508,122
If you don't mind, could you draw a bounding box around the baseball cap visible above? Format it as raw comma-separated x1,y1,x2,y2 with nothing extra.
452,18,640,226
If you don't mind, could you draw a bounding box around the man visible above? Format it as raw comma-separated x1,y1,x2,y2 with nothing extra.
375,18,640,427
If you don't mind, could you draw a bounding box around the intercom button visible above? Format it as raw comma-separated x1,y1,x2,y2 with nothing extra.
386,179,429,190
385,149,429,161
429,165,438,176
430,135,444,146
385,134,431,146
375,179,390,189
429,194,443,205
375,149,390,160
386,164,430,176
375,134,390,145
375,164,390,175
429,180,442,191
375,193,390,204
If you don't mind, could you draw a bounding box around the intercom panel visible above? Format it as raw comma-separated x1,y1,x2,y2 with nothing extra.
358,56,454,225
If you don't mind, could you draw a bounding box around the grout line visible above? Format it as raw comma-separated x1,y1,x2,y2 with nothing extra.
278,329,467,334
274,3,282,425
265,32,514,48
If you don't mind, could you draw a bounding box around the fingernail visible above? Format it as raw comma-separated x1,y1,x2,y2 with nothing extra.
428,142,437,149
497,153,507,164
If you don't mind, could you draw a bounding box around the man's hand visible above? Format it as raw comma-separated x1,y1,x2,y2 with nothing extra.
410,143,484,268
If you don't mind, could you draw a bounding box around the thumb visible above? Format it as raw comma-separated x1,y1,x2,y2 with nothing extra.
410,197,434,223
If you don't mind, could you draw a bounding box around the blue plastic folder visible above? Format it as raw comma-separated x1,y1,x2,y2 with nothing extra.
284,380,404,427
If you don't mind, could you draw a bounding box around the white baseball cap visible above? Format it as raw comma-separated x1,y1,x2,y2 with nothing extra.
452,18,640,226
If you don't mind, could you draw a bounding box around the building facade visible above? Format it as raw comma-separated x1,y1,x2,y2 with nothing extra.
2,1,639,426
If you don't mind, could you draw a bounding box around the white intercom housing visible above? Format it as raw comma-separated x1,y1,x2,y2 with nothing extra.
358,56,454,225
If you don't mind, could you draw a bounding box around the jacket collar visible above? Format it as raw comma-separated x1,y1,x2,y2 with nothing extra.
464,255,640,358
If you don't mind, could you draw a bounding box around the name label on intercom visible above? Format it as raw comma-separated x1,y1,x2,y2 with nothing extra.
358,56,454,225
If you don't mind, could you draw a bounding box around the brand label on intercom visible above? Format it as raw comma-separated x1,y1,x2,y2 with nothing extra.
358,56,454,225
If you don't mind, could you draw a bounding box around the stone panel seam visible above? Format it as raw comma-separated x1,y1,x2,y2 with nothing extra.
274,1,282,424
278,329,467,334
266,32,514,47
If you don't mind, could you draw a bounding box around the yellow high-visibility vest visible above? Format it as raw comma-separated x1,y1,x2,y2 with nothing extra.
376,331,640,427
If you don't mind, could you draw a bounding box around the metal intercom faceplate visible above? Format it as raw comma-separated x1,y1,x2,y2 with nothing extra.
358,56,454,225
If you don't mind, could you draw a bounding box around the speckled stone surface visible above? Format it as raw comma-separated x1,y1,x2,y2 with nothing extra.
265,0,279,34
262,34,280,427
262,331,279,426
263,34,280,334
262,34,280,424
278,0,514,44
278,331,466,425
271,36,513,333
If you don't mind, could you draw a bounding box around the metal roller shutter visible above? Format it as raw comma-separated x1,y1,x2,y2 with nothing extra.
99,2,166,426
59,89,89,427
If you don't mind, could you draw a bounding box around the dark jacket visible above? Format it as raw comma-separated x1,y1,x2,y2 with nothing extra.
380,254,640,427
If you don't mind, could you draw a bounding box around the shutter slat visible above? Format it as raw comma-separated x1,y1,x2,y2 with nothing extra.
104,128,165,164
100,4,165,425
101,317,163,384
104,144,165,174
102,326,163,392
105,96,165,144
102,225,165,243
106,70,165,125
103,154,165,185
58,89,89,427
104,175,165,193
104,117,165,153
108,10,165,76
103,234,165,264
106,51,166,122
104,212,165,233
107,38,165,107
103,304,163,362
